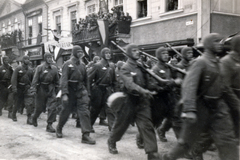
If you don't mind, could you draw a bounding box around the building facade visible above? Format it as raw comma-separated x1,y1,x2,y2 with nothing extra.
0,0,25,65
22,0,48,64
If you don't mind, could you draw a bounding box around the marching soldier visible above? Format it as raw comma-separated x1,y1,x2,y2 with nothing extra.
221,35,240,140
56,45,95,145
0,56,13,116
107,44,160,160
148,47,181,142
88,47,116,130
11,55,34,123
30,53,59,133
160,33,239,160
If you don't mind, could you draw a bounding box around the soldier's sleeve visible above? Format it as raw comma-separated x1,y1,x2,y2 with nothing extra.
221,58,240,115
83,65,90,95
120,65,148,95
61,63,69,95
110,63,117,92
11,66,20,89
54,67,60,89
220,57,232,87
182,59,205,113
31,66,40,90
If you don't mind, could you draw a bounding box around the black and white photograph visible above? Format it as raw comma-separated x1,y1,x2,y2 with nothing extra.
0,0,239,159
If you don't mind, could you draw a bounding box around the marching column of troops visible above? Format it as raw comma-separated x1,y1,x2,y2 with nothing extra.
0,33,239,160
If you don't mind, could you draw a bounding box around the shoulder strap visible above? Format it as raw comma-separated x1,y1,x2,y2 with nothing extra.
95,66,110,85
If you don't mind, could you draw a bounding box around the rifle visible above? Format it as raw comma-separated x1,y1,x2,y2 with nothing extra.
166,43,182,58
139,50,186,75
192,46,203,55
111,41,170,84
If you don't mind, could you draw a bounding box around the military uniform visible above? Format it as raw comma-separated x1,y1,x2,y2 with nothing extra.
31,61,59,130
221,50,240,139
11,63,34,122
0,62,13,116
88,58,116,129
108,58,158,155
162,51,239,160
56,46,95,144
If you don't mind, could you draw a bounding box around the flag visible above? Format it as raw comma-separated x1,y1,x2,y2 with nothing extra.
97,19,109,47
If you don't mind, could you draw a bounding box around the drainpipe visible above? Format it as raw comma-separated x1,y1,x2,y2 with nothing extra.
43,0,49,41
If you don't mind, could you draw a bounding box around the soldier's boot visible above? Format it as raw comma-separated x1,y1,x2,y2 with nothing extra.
107,139,118,154
99,119,108,126
82,133,96,145
29,116,38,127
8,112,12,119
148,152,161,160
12,113,17,122
90,126,95,133
0,109,2,116
46,123,56,133
136,133,144,149
26,115,31,125
157,127,167,142
56,125,63,138
76,119,81,128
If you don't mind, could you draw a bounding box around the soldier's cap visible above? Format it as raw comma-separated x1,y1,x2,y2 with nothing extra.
72,45,83,53
44,52,53,60
125,44,138,55
93,56,100,63
203,33,222,49
181,47,192,55
2,56,9,61
155,47,168,58
231,35,240,52
101,47,111,55
22,55,29,61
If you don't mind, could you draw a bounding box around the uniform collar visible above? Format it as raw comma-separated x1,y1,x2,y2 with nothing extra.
230,51,240,62
100,59,109,67
203,52,219,63
127,58,138,67
43,62,52,69
156,61,168,68
71,57,80,65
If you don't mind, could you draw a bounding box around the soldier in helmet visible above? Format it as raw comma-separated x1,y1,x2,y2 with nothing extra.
88,47,116,131
56,45,95,145
107,44,160,160
0,56,13,116
30,53,60,133
220,35,240,142
160,33,239,160
11,55,34,123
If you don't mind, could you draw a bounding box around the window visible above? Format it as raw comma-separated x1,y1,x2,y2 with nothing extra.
87,4,96,14
2,23,5,33
8,20,11,33
70,11,76,31
137,0,147,18
28,19,33,45
38,15,42,33
14,18,18,30
166,0,178,12
56,15,61,34
114,0,123,11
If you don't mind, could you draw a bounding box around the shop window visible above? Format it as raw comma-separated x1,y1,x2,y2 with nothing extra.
137,0,147,18
56,15,61,34
71,11,77,31
87,4,96,15
166,0,178,12
114,0,123,11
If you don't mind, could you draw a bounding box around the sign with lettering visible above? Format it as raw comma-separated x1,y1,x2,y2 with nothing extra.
25,46,42,60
